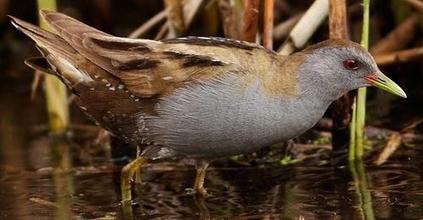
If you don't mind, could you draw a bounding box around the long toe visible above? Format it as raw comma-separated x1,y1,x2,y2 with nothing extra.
192,160,210,197
120,166,134,204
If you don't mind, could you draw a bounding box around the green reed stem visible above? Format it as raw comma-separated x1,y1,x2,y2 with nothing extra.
349,97,357,161
350,0,370,160
37,0,69,134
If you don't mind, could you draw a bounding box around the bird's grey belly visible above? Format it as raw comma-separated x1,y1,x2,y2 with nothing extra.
147,74,326,158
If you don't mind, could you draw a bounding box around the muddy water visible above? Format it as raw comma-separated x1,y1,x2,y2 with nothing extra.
0,82,422,219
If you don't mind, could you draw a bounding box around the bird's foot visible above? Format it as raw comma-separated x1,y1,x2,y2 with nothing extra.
185,187,211,197
120,156,147,203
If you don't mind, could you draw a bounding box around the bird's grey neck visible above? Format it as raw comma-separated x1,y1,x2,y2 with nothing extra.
268,87,331,140
257,55,342,143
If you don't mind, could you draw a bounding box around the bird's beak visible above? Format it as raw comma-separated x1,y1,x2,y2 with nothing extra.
365,71,407,98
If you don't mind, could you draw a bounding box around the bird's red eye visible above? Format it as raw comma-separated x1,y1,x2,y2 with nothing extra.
343,59,360,70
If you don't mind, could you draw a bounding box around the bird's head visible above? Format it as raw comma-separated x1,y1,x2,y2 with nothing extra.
298,39,406,99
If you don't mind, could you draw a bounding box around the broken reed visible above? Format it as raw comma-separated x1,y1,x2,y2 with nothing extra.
37,0,70,134
349,0,370,160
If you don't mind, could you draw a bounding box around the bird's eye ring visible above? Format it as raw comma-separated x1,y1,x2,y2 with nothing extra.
343,59,360,71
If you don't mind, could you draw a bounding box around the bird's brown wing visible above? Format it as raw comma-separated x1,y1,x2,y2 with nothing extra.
82,34,236,98
40,10,293,99
40,10,242,98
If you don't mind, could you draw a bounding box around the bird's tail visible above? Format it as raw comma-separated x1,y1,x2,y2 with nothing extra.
9,15,93,86
10,14,147,145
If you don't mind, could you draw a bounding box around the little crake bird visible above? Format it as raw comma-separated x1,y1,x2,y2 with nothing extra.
11,11,406,202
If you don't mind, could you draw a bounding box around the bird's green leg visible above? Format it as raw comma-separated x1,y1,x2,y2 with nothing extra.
121,156,147,204
193,160,209,196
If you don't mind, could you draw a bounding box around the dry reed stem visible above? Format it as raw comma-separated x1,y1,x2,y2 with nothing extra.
371,14,419,54
263,0,274,49
374,47,423,65
278,0,329,55
165,0,186,38
405,0,423,12
375,119,423,165
241,0,260,42
273,13,303,41
157,0,204,39
203,0,220,35
183,0,204,26
374,132,402,165
128,9,167,38
218,0,244,39
329,0,348,39
155,22,169,40
31,71,43,100
29,197,59,208
328,0,351,154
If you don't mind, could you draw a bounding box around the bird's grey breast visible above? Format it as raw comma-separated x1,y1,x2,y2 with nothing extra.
146,73,327,158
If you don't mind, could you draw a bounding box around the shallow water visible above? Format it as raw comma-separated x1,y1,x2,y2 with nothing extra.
0,83,422,219
1,138,422,219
